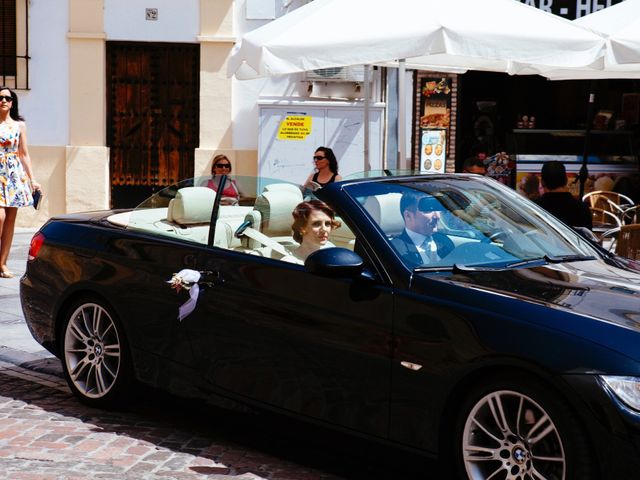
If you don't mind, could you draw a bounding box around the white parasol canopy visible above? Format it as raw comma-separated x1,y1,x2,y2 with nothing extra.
578,0,640,65
539,0,640,80
228,0,607,80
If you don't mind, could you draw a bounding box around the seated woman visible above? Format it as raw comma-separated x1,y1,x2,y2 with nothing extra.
281,200,341,264
204,154,241,205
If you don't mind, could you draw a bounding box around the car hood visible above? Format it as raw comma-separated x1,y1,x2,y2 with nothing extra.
421,259,640,333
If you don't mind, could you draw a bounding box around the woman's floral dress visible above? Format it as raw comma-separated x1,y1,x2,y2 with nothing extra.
0,121,33,207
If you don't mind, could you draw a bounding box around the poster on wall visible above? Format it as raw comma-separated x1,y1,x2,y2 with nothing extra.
420,77,452,130
420,129,446,174
419,77,451,171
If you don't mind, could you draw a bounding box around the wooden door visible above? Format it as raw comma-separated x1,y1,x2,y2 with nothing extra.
107,42,199,208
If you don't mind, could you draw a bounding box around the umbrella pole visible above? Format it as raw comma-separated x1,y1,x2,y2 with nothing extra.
364,64,371,171
579,80,597,199
398,59,407,169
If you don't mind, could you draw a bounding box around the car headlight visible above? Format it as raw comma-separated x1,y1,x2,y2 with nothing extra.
600,376,640,411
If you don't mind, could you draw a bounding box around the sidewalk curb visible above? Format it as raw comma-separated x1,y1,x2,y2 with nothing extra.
0,346,63,378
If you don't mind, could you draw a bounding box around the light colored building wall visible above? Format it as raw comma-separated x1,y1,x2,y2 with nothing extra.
66,0,109,218
16,0,69,227
197,0,258,178
19,0,250,227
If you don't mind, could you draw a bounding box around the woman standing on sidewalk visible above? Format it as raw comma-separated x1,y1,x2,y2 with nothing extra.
0,86,40,278
303,146,342,191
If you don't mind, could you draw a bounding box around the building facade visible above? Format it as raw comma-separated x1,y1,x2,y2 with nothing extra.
6,0,244,227
4,0,633,228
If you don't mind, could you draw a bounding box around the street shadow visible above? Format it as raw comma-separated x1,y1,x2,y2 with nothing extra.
0,368,440,479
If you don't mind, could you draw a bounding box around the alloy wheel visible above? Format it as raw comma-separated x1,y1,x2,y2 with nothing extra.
462,389,566,480
64,302,121,399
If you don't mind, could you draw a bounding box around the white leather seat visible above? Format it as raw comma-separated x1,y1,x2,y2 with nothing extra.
242,187,303,254
163,187,216,245
167,187,215,226
261,182,303,196
363,192,404,237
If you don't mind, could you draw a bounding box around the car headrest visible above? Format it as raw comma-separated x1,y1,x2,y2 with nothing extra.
167,187,215,225
252,188,303,235
262,183,303,196
363,193,404,236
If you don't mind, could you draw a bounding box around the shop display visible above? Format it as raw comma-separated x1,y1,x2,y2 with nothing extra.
484,152,515,185
420,129,446,174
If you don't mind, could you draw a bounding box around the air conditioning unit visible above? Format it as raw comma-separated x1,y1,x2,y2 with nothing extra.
304,65,366,83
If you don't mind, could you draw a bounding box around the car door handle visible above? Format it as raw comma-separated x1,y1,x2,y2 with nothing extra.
200,270,225,286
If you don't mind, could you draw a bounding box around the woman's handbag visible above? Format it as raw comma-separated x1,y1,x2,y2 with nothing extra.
32,189,43,210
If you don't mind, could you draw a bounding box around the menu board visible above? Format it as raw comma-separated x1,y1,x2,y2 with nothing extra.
420,129,446,174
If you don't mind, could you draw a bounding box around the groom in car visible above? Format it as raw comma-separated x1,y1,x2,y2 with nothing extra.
391,190,455,266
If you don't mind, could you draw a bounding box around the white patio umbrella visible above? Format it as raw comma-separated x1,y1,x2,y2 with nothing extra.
540,0,640,80
228,0,606,79
579,0,640,65
228,0,607,168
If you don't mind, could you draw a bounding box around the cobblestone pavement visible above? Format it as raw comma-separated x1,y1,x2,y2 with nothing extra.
0,360,430,480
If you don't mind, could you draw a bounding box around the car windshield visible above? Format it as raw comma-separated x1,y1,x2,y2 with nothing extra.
343,175,599,270
343,169,421,179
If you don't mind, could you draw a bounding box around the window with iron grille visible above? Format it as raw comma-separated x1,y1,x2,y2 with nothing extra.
1,0,29,90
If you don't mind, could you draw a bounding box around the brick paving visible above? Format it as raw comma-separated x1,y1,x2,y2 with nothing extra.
0,361,387,480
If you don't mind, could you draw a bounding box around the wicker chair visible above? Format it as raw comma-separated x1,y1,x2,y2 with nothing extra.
621,204,640,225
583,190,634,222
616,224,640,260
590,207,621,230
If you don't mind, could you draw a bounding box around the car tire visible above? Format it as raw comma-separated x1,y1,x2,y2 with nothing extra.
453,374,594,480
60,297,135,409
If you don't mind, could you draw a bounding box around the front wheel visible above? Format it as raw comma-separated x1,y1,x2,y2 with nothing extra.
455,376,594,480
61,297,134,408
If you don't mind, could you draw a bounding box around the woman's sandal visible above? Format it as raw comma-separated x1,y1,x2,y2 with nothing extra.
0,271,15,279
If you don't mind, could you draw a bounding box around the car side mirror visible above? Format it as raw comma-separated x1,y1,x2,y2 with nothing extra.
573,226,600,244
304,247,365,278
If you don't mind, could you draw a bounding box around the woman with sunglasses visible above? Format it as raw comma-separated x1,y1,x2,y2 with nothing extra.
303,146,342,192
205,154,240,205
0,86,40,278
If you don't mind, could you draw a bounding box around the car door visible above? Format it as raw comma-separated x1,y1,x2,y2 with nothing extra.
184,218,393,438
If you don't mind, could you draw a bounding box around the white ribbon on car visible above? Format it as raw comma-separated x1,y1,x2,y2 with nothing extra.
166,269,202,321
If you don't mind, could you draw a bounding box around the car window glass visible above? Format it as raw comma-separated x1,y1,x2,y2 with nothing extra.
345,176,599,270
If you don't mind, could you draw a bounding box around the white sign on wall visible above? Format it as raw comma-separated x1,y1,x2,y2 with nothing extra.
258,102,384,186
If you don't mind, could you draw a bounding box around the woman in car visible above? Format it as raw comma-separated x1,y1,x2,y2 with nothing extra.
282,200,341,264
205,154,240,205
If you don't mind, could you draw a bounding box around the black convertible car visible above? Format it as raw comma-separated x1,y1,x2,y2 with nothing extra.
20,173,640,479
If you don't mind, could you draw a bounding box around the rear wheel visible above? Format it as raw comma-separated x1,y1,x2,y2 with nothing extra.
61,297,134,408
454,375,594,480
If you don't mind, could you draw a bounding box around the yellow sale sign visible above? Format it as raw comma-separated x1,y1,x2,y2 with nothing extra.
277,115,312,140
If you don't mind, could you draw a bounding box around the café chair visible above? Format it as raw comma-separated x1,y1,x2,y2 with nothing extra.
621,204,640,225
583,190,634,222
590,207,622,246
616,224,640,260
602,224,640,259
